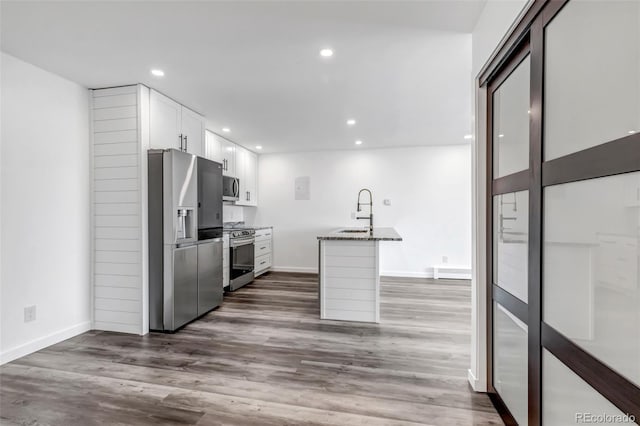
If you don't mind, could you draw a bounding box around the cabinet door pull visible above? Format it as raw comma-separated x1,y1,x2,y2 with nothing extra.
179,134,183,151
184,135,188,152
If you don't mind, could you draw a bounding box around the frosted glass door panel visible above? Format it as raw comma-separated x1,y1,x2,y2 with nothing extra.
494,302,528,425
545,0,640,160
494,191,529,302
543,350,634,425
493,55,531,178
543,172,640,386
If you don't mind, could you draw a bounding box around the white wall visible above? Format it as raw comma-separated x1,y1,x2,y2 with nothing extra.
472,0,531,79
0,53,91,364
253,145,472,277
469,0,530,392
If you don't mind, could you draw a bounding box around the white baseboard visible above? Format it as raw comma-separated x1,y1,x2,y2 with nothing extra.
468,368,487,392
270,266,317,274
271,266,472,279
381,270,433,278
381,268,472,280
437,271,473,280
0,320,91,365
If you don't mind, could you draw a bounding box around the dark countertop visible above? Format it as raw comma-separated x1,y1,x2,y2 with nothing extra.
317,227,402,241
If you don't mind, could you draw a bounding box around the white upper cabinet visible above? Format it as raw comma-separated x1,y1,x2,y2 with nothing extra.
149,89,204,156
180,106,204,157
205,130,222,163
150,90,181,151
220,138,237,177
236,146,258,206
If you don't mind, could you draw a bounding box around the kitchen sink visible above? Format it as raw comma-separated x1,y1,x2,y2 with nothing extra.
338,229,369,233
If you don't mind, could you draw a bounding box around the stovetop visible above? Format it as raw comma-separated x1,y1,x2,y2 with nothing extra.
228,229,255,238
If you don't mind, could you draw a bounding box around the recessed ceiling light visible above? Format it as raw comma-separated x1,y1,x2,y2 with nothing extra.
347,119,356,126
255,145,263,150
320,48,334,57
527,109,531,114
628,130,636,134
355,140,363,145
151,69,164,77
498,134,505,138
222,127,230,133
463,134,473,140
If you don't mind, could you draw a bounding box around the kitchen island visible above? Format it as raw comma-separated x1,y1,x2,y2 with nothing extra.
317,227,402,323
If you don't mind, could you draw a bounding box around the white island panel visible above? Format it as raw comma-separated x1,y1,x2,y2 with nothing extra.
320,240,380,323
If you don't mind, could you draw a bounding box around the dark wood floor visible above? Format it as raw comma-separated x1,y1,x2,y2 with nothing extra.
0,272,501,425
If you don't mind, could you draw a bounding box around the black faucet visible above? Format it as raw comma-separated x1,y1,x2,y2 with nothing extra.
356,188,373,234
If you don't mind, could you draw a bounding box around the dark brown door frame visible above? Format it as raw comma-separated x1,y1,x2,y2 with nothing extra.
482,0,640,424
486,36,532,426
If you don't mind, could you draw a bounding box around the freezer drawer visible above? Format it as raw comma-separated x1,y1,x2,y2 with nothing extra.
171,245,199,329
198,240,223,315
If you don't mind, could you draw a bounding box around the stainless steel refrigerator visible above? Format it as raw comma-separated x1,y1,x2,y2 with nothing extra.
148,149,223,332
195,156,224,315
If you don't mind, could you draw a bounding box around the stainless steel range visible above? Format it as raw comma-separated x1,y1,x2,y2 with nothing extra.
229,229,255,291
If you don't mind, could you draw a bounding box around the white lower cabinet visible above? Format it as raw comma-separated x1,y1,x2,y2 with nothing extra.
254,228,272,276
223,233,230,289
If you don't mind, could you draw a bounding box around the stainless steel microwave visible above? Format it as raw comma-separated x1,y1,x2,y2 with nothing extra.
222,175,240,201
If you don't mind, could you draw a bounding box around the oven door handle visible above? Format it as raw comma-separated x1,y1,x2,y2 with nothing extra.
231,239,254,248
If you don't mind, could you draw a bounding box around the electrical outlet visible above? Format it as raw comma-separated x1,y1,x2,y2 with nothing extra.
24,305,36,323
442,256,448,264
383,199,391,206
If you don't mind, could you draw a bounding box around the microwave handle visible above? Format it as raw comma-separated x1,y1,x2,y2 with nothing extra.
233,179,239,197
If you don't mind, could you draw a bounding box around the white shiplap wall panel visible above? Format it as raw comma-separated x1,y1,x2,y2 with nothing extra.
94,274,139,288
320,240,380,323
95,310,140,325
94,203,139,216
95,238,140,253
95,286,141,300
94,129,137,144
323,277,377,290
94,227,139,240
94,262,140,276
324,310,375,322
323,288,376,301
94,154,138,168
94,191,139,204
95,298,140,313
93,117,137,133
324,255,375,268
95,215,139,228
94,178,138,192
93,93,137,109
94,166,138,180
95,250,141,264
94,142,138,156
324,266,376,279
91,85,144,335
93,105,138,121
93,322,141,334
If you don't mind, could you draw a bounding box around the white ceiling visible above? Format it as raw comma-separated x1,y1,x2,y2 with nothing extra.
1,1,485,153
